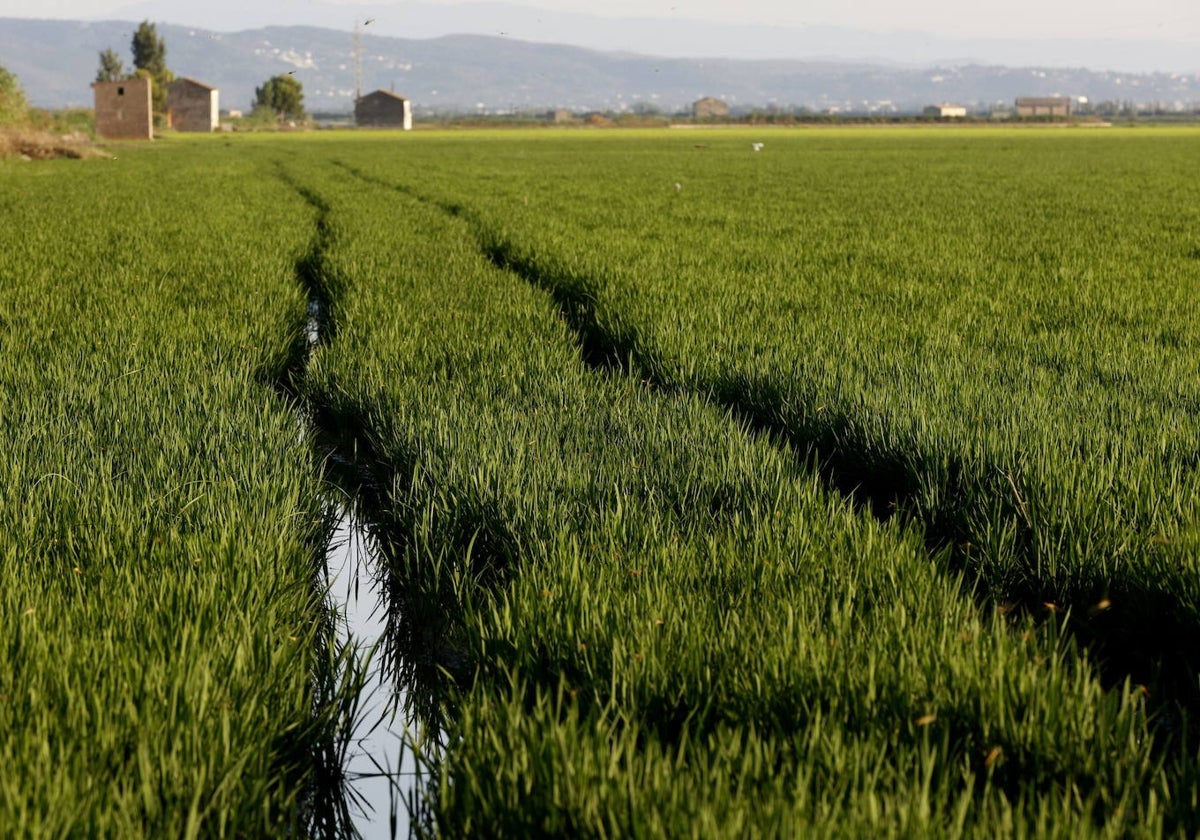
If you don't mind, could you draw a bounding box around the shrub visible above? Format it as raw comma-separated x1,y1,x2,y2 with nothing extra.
0,65,29,126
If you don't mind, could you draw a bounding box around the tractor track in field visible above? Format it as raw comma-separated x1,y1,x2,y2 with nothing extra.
332,161,932,523
333,159,1200,752
274,165,445,838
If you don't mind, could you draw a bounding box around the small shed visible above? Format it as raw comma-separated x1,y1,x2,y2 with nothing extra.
1015,97,1071,117
91,76,152,140
355,90,412,130
548,109,574,124
924,103,967,118
692,97,730,119
166,78,219,132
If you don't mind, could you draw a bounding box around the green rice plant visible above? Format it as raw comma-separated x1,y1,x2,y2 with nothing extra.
9,126,1200,835
285,144,1184,836
0,138,355,835
326,129,1200,709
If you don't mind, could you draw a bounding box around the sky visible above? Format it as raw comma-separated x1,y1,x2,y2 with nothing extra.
6,0,1200,41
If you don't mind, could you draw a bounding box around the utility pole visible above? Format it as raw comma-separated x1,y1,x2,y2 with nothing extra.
353,17,374,105
353,20,362,103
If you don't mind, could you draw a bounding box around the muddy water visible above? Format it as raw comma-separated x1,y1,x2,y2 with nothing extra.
326,505,430,838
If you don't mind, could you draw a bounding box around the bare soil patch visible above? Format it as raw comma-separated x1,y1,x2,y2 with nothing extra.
0,128,107,160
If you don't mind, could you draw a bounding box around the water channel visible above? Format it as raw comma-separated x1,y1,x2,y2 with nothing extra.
304,293,433,837
325,503,430,838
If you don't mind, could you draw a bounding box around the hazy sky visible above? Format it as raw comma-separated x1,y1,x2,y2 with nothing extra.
9,0,1200,41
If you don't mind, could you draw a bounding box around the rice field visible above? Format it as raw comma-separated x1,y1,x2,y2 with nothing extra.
4,126,1200,837
0,142,358,835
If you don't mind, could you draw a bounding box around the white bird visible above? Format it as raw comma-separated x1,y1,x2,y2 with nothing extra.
752,142,764,151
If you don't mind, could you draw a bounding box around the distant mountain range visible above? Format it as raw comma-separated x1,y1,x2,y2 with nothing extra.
4,17,1200,115
97,1,1200,74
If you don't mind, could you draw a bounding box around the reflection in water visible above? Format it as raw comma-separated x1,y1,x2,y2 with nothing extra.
326,505,432,839
309,298,448,836
307,301,322,347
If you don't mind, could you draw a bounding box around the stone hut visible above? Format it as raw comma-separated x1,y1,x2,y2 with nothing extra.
692,97,730,119
355,90,412,130
91,76,152,140
166,78,219,132
1015,97,1072,117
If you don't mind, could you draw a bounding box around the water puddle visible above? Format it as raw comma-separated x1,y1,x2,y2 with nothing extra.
326,504,431,838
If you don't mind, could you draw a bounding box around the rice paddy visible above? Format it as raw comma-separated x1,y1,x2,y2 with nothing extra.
4,126,1200,836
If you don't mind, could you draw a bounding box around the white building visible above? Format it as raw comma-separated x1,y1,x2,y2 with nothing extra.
923,103,968,118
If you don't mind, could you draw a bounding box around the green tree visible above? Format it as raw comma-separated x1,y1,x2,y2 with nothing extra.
0,64,28,126
131,21,172,111
95,48,125,83
254,74,305,121
131,21,167,77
